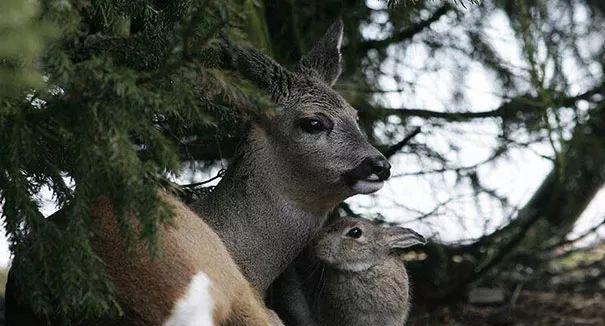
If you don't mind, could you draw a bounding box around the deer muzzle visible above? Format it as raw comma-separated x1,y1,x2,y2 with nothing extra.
342,156,391,194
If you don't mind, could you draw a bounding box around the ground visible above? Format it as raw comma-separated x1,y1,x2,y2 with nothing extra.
409,290,605,325
1,260,604,325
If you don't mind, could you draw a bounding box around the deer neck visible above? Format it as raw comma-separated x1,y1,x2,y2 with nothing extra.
193,130,335,294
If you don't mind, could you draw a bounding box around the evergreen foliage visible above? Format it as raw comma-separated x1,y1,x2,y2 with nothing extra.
0,0,269,322
0,0,53,95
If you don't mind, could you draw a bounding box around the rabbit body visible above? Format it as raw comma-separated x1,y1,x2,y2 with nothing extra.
317,257,410,326
271,217,424,326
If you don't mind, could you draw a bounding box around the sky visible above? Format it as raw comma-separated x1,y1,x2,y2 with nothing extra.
0,0,604,267
348,0,605,244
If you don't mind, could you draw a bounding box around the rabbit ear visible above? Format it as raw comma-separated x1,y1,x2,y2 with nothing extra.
386,227,426,249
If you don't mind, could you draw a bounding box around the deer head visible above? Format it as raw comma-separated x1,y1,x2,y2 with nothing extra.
223,21,391,206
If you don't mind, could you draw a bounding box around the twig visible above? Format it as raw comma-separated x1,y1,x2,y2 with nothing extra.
369,85,604,122
383,127,422,159
356,4,452,52
339,202,362,218
545,217,605,252
510,283,523,309
182,169,226,188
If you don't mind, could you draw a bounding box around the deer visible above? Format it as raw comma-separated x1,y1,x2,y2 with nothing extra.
5,20,392,325
189,20,391,295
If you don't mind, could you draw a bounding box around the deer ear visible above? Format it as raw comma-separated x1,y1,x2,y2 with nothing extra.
386,227,426,249
298,20,343,86
220,39,294,104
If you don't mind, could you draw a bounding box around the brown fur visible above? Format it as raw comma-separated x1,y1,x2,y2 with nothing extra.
90,192,275,326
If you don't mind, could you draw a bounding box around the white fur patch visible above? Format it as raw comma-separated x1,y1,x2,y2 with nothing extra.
164,272,214,326
350,178,384,194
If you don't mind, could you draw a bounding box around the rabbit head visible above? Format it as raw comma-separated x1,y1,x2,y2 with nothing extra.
313,217,426,272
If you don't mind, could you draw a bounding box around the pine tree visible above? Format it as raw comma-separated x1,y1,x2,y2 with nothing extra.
1,0,270,322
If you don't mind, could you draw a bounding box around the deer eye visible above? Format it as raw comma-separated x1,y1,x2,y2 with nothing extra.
346,227,363,239
299,118,327,134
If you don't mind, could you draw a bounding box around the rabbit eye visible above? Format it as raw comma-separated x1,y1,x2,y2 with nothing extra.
346,227,363,239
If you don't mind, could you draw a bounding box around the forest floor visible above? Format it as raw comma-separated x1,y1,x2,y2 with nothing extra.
409,243,605,325
409,290,604,325
5,270,598,325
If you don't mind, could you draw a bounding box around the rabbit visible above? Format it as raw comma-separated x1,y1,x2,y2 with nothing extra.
271,217,426,326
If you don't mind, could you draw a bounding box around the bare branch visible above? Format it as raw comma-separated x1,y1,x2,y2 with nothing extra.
339,202,362,218
369,85,604,122
545,217,605,252
382,126,422,159
356,4,452,52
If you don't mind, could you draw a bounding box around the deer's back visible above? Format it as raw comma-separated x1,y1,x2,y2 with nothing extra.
89,193,262,325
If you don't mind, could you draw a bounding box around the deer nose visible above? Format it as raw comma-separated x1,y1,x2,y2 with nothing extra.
367,156,391,180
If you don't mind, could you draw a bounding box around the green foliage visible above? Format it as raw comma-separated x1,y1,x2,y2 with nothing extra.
0,0,54,95
0,0,270,322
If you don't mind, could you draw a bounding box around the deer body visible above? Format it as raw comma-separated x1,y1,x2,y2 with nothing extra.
192,130,332,293
90,192,278,326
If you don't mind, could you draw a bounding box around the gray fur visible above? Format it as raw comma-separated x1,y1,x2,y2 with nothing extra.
298,20,344,86
192,21,389,294
275,217,426,326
